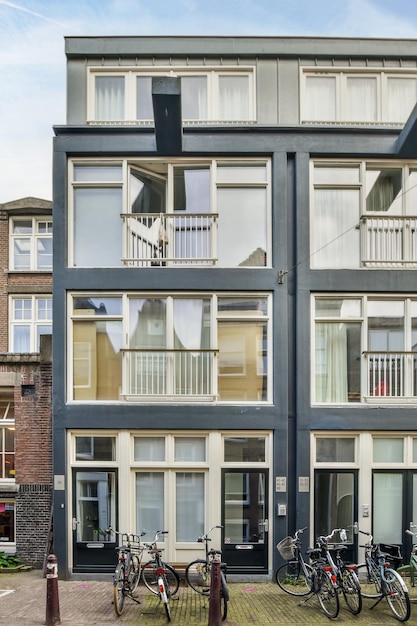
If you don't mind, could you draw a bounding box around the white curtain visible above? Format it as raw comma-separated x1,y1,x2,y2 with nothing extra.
181,76,208,120
305,76,336,121
173,299,203,349
315,323,348,403
95,76,124,120
176,473,204,541
346,77,377,122
373,473,402,544
387,77,417,123
219,75,249,121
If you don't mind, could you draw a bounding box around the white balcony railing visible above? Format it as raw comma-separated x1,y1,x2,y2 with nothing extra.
364,351,417,399
361,216,417,267
122,349,217,399
121,213,218,266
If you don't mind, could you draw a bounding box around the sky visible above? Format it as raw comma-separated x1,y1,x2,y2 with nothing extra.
1,0,417,204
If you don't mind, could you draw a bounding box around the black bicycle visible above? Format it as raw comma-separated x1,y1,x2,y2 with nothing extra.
141,530,180,622
109,527,145,616
185,525,229,621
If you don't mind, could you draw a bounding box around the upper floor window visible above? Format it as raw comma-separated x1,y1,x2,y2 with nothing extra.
311,160,417,268
0,394,14,481
10,296,52,352
70,293,270,403
10,217,52,271
302,69,417,124
89,68,255,123
313,295,417,404
69,159,270,268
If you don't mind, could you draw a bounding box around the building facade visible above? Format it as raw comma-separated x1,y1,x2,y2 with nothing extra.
0,196,53,567
53,36,417,578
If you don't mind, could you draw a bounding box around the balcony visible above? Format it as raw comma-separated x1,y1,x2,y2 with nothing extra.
361,216,417,267
364,351,417,401
122,348,217,400
121,213,218,266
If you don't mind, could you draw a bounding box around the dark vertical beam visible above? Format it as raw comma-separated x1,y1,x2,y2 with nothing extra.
152,77,182,155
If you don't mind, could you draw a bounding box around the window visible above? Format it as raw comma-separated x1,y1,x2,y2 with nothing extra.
70,293,270,402
313,295,417,403
89,68,255,123
10,217,52,271
316,438,355,463
224,437,266,462
302,69,417,124
0,500,15,543
311,161,417,268
70,158,270,268
10,296,52,352
75,436,116,461
0,395,14,480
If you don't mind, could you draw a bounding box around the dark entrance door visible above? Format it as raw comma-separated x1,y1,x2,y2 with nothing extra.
72,469,117,573
222,469,268,574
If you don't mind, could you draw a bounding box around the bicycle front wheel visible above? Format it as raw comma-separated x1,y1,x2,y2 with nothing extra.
316,569,339,619
341,568,362,615
186,559,211,595
113,562,126,616
275,561,314,596
355,562,382,599
128,553,141,593
383,568,411,622
220,570,228,621
142,560,180,596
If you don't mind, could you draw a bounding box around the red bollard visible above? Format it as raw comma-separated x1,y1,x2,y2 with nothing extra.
208,557,221,626
45,554,61,625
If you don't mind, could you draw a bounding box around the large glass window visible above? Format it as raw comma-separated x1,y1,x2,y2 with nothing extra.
10,296,52,353
10,217,52,271
0,500,15,543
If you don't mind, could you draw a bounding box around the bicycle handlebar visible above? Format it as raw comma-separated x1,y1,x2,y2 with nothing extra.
196,525,223,542
317,528,347,545
293,527,307,541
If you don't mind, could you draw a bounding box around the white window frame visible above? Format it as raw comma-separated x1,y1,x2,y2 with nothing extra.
9,216,52,271
0,396,14,482
9,295,52,353
87,67,256,123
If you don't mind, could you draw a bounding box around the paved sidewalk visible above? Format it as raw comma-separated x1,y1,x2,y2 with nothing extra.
1,569,417,625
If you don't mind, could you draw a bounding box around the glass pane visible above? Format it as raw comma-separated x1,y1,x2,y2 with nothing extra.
73,320,122,400
136,472,164,535
224,437,265,462
181,76,208,120
136,76,153,120
174,437,206,462
312,188,360,268
373,438,404,462
130,169,166,214
218,75,249,121
373,473,402,543
174,168,210,213
224,472,266,544
95,76,125,120
75,436,116,461
217,165,267,183
13,299,32,320
13,220,32,234
134,437,165,462
305,76,336,121
176,473,204,541
0,502,15,542
407,170,417,215
316,438,355,462
314,165,360,185
217,187,267,266
346,77,377,121
73,165,122,182
13,326,30,352
315,472,354,541
315,322,361,403
413,439,417,462
366,167,403,214
13,239,31,270
315,298,361,318
387,77,417,123
37,237,52,270
73,297,122,316
75,471,116,542
218,297,268,317
74,188,123,266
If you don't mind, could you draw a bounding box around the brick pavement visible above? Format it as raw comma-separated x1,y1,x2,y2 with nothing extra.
1,568,417,625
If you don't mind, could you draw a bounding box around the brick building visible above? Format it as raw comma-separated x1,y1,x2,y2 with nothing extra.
0,197,52,567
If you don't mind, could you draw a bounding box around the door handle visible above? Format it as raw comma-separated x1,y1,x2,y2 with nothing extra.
72,517,79,531
260,519,269,533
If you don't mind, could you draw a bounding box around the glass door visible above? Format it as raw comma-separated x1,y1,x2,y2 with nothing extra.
72,469,117,573
222,469,268,574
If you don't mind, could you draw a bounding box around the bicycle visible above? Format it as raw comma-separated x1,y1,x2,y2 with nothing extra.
185,525,229,621
275,527,339,619
315,528,362,615
108,527,145,616
355,526,410,622
141,530,180,622
398,528,417,587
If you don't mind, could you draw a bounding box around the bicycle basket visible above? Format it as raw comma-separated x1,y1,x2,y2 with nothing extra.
276,536,294,560
378,543,402,570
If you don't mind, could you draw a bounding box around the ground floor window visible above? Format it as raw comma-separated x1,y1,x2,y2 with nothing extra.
0,499,15,543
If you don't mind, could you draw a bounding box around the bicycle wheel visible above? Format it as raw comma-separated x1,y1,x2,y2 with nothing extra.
186,559,211,595
142,560,180,596
220,570,228,621
128,553,141,593
113,562,126,616
383,568,411,622
275,561,314,596
316,569,339,619
341,568,362,615
159,575,171,623
355,562,382,599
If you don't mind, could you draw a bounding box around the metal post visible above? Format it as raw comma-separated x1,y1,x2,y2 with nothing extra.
208,556,221,626
45,554,61,625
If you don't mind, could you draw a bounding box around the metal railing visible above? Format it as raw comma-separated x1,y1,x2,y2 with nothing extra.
121,213,218,266
361,216,417,266
364,351,417,398
122,348,217,398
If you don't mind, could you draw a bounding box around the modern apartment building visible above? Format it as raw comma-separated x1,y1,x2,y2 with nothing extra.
53,35,417,579
0,196,53,567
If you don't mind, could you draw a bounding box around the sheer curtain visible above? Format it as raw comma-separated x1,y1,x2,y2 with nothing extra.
346,77,377,122
95,76,124,120
305,76,336,121
387,77,417,123
219,75,249,121
181,76,208,120
315,323,348,403
173,299,204,349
